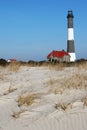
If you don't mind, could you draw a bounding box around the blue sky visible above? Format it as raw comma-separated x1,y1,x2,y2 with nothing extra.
0,0,87,61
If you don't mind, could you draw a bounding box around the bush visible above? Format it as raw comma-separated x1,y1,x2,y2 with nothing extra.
0,58,7,66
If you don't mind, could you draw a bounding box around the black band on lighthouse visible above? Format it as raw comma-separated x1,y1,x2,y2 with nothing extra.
67,11,74,28
68,18,73,28
67,40,75,52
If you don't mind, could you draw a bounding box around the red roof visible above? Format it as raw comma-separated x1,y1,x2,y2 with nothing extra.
47,50,70,59
8,59,17,62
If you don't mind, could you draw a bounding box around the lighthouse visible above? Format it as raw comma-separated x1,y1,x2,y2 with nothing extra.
67,10,76,62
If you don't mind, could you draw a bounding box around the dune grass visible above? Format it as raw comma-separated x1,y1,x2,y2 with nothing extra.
18,93,39,106
55,103,72,111
3,86,17,95
12,109,26,119
48,72,87,94
8,62,21,72
83,97,87,106
47,63,65,71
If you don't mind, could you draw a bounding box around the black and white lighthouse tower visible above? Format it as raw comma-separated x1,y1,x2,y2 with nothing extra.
67,10,76,62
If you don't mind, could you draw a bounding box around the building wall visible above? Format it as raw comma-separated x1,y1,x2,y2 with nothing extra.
63,55,70,62
49,55,70,63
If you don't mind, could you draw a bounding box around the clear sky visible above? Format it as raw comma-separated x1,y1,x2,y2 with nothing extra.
0,0,87,61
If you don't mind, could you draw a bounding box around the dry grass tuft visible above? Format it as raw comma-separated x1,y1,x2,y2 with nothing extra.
55,103,72,111
74,62,87,70
12,109,26,119
0,74,4,80
48,78,57,86
3,86,17,95
8,86,17,93
47,63,64,71
63,73,87,89
48,73,87,94
8,62,21,72
18,93,39,106
83,97,87,106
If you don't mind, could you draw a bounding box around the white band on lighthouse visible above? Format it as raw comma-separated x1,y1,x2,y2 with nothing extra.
68,28,74,40
68,53,76,62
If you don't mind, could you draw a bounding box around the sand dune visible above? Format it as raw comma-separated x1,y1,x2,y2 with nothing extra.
29,111,87,130
0,64,87,130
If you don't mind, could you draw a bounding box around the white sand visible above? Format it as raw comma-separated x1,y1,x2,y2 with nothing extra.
0,66,87,130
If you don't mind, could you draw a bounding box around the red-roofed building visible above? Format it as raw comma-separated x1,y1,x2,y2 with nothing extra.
7,59,17,63
47,50,70,63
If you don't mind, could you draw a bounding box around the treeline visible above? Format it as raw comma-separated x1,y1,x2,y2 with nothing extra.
0,58,87,67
